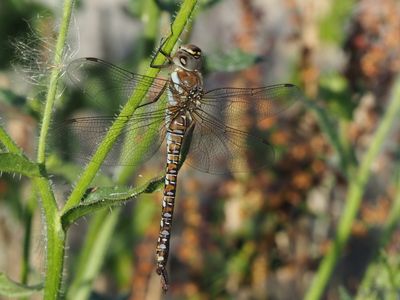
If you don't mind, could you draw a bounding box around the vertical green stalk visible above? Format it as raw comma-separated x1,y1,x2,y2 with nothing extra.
304,76,400,300
37,0,75,164
66,210,119,300
305,101,354,177
117,0,162,183
338,120,357,175
21,189,38,285
356,169,400,298
33,177,65,300
33,0,75,299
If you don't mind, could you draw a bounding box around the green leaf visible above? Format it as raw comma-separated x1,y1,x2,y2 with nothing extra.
0,153,41,177
0,273,43,297
205,48,262,73
61,175,164,229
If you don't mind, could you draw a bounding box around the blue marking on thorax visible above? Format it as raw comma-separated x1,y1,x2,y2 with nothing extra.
165,70,183,156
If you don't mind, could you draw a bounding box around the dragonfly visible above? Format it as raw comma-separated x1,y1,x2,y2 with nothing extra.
62,44,301,291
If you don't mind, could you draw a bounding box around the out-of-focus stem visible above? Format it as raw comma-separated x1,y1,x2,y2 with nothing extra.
305,76,400,300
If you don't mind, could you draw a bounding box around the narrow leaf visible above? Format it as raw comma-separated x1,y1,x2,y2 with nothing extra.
0,273,43,297
61,175,164,229
0,153,41,177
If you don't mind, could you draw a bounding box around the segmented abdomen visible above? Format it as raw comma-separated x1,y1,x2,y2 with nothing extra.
156,113,190,289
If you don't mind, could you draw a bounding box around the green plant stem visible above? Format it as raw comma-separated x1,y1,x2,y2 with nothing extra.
31,1,75,299
21,188,38,285
304,76,400,300
66,210,119,300
62,0,198,213
33,177,65,300
36,0,75,164
21,210,32,284
378,176,400,253
117,0,161,183
356,169,400,298
306,101,355,177
0,126,23,154
339,119,357,175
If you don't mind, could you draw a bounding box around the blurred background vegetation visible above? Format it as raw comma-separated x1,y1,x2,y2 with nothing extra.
1,0,400,299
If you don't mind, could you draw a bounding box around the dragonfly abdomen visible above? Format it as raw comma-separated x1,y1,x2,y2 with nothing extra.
156,113,191,291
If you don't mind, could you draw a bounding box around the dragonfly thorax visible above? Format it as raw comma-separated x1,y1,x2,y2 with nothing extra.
168,66,204,110
179,86,203,112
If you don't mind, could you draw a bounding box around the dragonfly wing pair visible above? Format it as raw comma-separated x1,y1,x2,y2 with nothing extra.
187,84,300,173
58,57,301,174
56,58,168,168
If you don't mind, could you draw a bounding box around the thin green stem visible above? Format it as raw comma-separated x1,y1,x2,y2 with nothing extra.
31,1,75,299
116,0,161,184
0,126,23,155
36,0,75,164
339,119,357,175
304,76,400,300
21,210,32,284
66,210,119,300
21,188,38,285
33,177,65,300
306,100,355,177
356,168,400,299
379,177,400,248
62,0,198,213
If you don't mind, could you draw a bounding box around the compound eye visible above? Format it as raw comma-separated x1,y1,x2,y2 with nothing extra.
179,56,187,66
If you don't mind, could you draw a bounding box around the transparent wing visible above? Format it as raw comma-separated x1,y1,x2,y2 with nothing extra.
185,84,301,174
186,110,274,174
66,57,169,111
202,83,301,119
55,57,172,167
51,99,168,167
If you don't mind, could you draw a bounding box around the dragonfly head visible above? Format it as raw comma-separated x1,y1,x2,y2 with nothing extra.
173,44,203,71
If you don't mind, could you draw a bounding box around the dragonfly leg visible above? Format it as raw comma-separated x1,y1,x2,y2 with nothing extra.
150,49,173,69
150,30,174,69
136,81,168,108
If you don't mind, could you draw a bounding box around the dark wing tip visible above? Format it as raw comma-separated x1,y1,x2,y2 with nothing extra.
85,57,101,62
283,83,296,87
